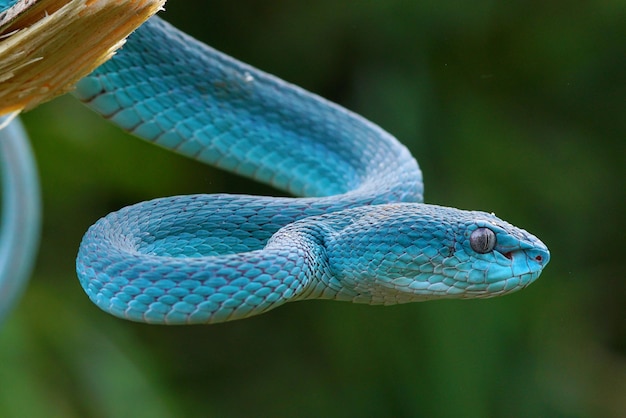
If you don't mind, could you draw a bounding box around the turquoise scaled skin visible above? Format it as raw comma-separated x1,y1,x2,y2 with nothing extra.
74,16,549,325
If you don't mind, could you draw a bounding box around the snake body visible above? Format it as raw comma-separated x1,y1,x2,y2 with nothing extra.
74,17,549,324
0,4,549,325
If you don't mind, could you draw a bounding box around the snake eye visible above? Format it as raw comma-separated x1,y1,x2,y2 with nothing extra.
470,227,497,254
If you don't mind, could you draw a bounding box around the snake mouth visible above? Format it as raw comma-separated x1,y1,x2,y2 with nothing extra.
493,244,550,280
497,240,548,263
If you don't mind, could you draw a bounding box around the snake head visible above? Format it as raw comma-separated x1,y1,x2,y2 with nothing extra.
323,203,550,304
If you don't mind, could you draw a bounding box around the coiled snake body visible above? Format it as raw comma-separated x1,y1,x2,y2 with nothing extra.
0,4,549,325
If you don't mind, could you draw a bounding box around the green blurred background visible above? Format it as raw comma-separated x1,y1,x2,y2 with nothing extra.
1,0,624,417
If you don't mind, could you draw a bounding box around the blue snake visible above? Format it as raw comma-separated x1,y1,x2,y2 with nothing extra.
0,4,549,325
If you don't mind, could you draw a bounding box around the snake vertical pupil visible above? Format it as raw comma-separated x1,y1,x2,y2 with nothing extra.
470,228,497,254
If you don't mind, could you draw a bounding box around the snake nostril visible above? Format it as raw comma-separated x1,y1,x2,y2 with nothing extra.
535,255,543,263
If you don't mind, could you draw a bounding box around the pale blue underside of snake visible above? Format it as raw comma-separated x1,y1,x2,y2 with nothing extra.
0,4,549,325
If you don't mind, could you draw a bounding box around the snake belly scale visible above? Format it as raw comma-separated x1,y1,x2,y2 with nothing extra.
69,16,550,325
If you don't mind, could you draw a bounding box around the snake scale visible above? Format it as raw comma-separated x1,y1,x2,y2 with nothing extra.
0,2,549,325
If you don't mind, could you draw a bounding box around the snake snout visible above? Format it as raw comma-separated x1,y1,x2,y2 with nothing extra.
527,246,550,269
506,245,550,285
